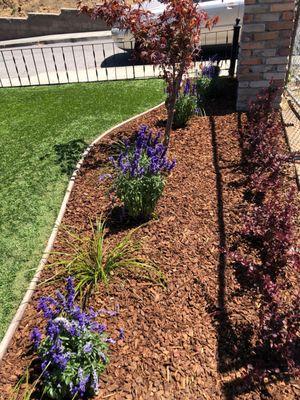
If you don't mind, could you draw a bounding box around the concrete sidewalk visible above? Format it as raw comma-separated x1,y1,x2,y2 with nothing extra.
0,31,112,49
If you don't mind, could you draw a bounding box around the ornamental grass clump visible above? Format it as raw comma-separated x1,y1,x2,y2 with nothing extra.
110,125,176,220
31,277,113,399
50,219,163,301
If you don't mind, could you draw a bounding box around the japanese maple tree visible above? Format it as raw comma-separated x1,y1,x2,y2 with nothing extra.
79,0,218,145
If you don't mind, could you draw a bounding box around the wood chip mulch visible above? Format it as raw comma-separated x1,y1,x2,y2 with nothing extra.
0,101,299,400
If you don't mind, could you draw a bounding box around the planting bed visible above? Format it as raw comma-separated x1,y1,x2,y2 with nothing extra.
0,99,299,399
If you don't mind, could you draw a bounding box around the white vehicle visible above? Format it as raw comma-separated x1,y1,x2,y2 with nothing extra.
111,0,245,51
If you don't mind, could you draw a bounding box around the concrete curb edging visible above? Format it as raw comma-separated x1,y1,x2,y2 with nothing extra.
0,31,112,49
0,101,164,364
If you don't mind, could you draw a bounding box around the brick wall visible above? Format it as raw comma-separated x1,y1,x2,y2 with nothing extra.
236,0,296,110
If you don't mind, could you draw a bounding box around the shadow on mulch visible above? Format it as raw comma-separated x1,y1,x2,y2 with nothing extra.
208,113,254,377
104,205,155,236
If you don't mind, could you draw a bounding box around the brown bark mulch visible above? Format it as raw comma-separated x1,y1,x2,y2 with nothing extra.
0,101,299,400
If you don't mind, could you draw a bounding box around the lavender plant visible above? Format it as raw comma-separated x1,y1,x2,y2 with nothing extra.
31,277,114,399
173,78,203,128
196,56,237,104
201,55,220,79
110,125,176,220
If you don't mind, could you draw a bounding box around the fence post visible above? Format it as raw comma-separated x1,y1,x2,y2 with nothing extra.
229,18,241,78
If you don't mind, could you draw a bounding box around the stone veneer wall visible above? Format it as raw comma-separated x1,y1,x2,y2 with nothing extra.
236,0,296,110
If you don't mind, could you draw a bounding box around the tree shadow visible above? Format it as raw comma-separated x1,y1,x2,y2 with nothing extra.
54,139,88,177
208,115,254,378
101,51,147,68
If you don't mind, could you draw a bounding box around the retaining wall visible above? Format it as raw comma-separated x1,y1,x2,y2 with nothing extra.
0,8,108,41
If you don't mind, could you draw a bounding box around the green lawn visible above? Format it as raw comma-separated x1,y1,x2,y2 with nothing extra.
0,79,165,339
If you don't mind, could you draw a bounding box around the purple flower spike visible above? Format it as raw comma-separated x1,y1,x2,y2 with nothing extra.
99,173,112,181
31,327,42,348
110,125,175,179
118,328,125,340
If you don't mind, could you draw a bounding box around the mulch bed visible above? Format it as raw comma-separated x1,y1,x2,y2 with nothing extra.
0,99,299,400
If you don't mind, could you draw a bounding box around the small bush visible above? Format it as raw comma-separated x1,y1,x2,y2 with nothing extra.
196,76,237,105
243,188,297,278
111,125,175,220
31,278,113,399
255,275,300,379
196,75,212,101
236,84,300,381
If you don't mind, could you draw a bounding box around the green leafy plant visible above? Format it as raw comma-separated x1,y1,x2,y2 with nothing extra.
173,78,205,129
197,75,237,105
50,218,164,301
116,172,165,219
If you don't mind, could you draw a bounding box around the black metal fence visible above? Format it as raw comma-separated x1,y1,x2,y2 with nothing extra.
286,4,300,109
0,22,241,88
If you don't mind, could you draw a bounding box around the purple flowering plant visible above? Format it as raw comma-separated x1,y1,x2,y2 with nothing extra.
173,77,203,128
110,125,175,219
201,55,220,79
31,277,115,399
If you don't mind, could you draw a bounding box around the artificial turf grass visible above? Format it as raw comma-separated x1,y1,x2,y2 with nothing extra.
0,79,165,339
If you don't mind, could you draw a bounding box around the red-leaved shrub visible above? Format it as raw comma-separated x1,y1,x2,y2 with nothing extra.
237,84,300,381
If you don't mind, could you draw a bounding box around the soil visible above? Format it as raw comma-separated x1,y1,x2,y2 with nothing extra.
0,0,78,17
0,97,299,400
0,1,133,17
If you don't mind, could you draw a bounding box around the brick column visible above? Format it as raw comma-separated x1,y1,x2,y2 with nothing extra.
236,0,296,110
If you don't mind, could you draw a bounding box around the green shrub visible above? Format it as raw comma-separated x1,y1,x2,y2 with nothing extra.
197,76,238,104
116,172,165,219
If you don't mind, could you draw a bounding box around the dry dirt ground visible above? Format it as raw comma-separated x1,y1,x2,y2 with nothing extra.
0,0,122,17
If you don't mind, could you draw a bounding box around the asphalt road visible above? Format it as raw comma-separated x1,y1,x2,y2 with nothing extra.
0,35,232,87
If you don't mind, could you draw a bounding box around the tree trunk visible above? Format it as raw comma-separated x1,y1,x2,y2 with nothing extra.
164,64,185,147
164,93,177,147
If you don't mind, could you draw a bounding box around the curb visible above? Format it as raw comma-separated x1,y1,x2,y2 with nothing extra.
0,101,164,364
0,31,112,49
